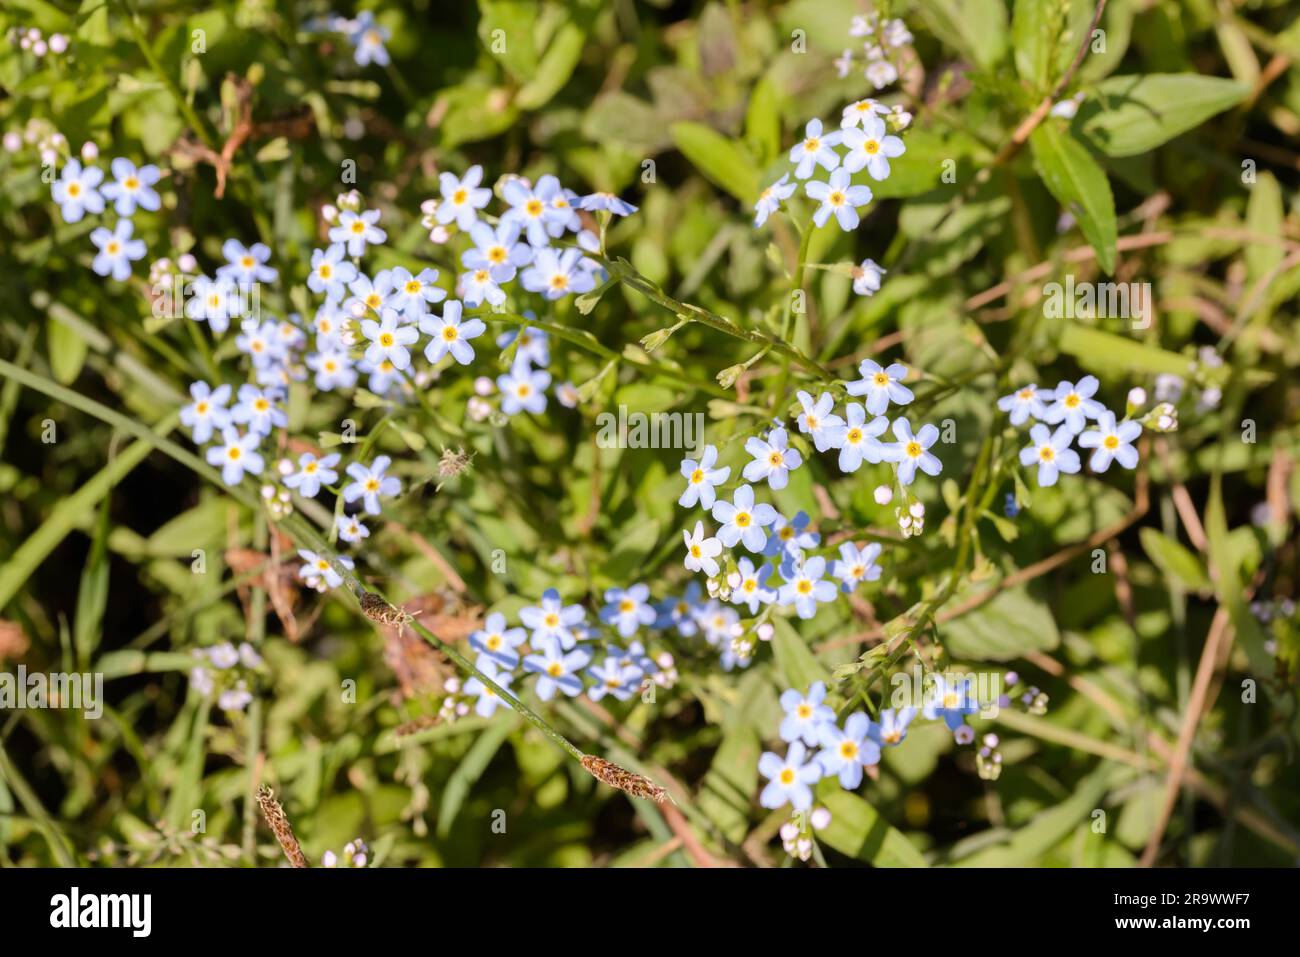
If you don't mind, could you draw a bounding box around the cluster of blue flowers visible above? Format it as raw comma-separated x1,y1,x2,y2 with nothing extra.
306,11,393,67
998,374,1143,487
759,675,979,813
51,155,159,280
674,357,941,626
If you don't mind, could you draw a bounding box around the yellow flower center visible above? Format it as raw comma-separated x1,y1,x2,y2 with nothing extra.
405,280,421,294
379,333,394,347
734,512,751,528
796,704,811,719
543,613,559,628
1065,393,1080,408
779,769,795,785
873,372,889,387
828,190,845,206
68,182,82,196
768,451,783,466
107,241,121,255
547,663,564,677
906,441,922,458
241,256,255,268
526,199,544,217
227,447,242,460
125,176,140,190
254,398,269,412
847,428,862,443
488,246,507,263
365,478,379,492
1104,435,1120,450
803,137,820,152
453,188,467,204
690,468,704,484
196,402,209,414
863,140,880,155
796,580,813,595
840,741,859,759
486,635,501,650
442,326,458,341
351,221,366,234
689,545,701,558
319,264,333,279
549,274,569,290
1039,446,1055,462
618,599,634,613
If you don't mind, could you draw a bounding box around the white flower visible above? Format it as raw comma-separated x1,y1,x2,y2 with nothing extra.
997,383,1051,426
1043,375,1104,433
865,58,898,90
419,300,485,365
90,219,146,281
329,208,386,257
833,541,882,592
206,427,264,486
837,404,889,472
361,308,419,371
841,98,887,129
51,159,104,222
678,444,731,509
742,427,803,490
851,258,886,296
806,168,873,230
436,165,491,230
887,418,942,486
682,521,723,577
711,484,778,553
753,173,796,227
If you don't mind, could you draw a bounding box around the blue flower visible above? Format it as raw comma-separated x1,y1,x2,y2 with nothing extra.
206,427,264,485
180,381,232,444
836,403,890,472
1003,492,1019,518
230,383,287,437
678,444,730,509
217,239,277,284
923,674,979,731
521,247,596,299
464,659,514,718
816,712,881,788
806,168,873,230
796,391,846,452
887,418,942,486
297,549,345,590
90,219,146,281
469,612,528,669
388,266,446,318
1043,376,1104,433
997,383,1050,426
586,655,643,701
742,427,802,490
1078,411,1141,473
460,267,506,307
711,483,778,553
683,521,723,577
497,365,551,415
436,166,492,230
840,115,905,180
845,359,913,415
779,681,835,745
343,455,401,515
730,557,776,614
1020,423,1081,487
764,510,820,566
501,177,556,246
523,643,590,700
419,299,485,365
753,173,796,227
336,515,370,544
51,159,105,222
578,191,638,216
284,452,341,498
869,707,916,747
832,541,882,592
306,348,358,391
758,741,821,811
236,320,289,370
600,584,656,638
345,270,395,317
330,208,387,257
496,324,550,367
463,220,533,283
361,308,419,371
697,600,740,646
778,556,837,619
186,276,236,334
789,118,841,179
308,244,358,300
519,588,587,650
654,583,704,637
348,12,391,67
101,157,162,216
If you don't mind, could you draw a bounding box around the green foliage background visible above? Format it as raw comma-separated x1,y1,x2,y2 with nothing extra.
1,0,1299,867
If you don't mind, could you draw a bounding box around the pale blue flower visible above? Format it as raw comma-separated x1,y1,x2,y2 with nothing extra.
832,541,882,592
753,173,796,227
888,417,942,486
186,275,236,333
501,177,556,246
206,427,264,485
524,643,590,700
520,588,587,650
343,455,401,515
330,208,386,257
308,244,357,300
90,219,145,281
51,159,104,222
101,157,161,216
816,712,881,788
778,556,837,619
298,549,344,589
840,114,905,180
586,655,643,702
306,348,357,391
464,659,514,717
437,165,492,230
923,674,979,732
388,266,445,317
469,612,528,669
498,365,550,415
997,383,1051,426
601,584,656,638
336,515,369,544
180,381,231,444
655,583,704,637
806,168,873,230
758,741,821,811
730,557,776,614
1043,375,1104,433
1020,423,1081,487
521,247,596,299
230,383,287,436
870,707,916,747
683,520,723,577
348,11,390,66
796,390,846,452
236,319,288,370
678,444,730,509
711,483,778,552
846,359,913,415
463,220,533,282
1078,411,1141,472
217,239,277,284
284,452,341,498
837,403,889,472
789,118,841,179
742,427,802,490
779,681,835,745
344,270,395,317
419,299,485,365
578,191,638,216
496,324,549,367
361,308,419,371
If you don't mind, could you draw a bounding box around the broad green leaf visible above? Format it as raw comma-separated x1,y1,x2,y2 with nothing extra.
744,74,781,168
1075,73,1249,157
817,785,928,867
943,583,1060,661
1205,476,1273,677
920,0,1007,71
697,725,759,842
1011,0,1055,93
1245,171,1283,285
47,315,89,385
771,617,830,688
1057,324,1189,376
1138,528,1211,592
515,19,586,111
1029,123,1117,274
477,1,538,80
670,121,761,204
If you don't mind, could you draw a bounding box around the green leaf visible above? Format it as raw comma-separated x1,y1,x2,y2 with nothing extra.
670,121,761,204
1057,324,1189,377
816,785,928,867
476,0,538,80
47,315,89,385
1138,528,1211,592
515,19,586,111
1245,171,1283,286
1205,476,1273,677
744,74,781,167
771,617,830,688
697,725,759,843
943,583,1060,661
920,0,1007,71
1011,0,1055,93
73,495,111,667
436,716,515,838
1029,123,1117,274
1075,73,1250,157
